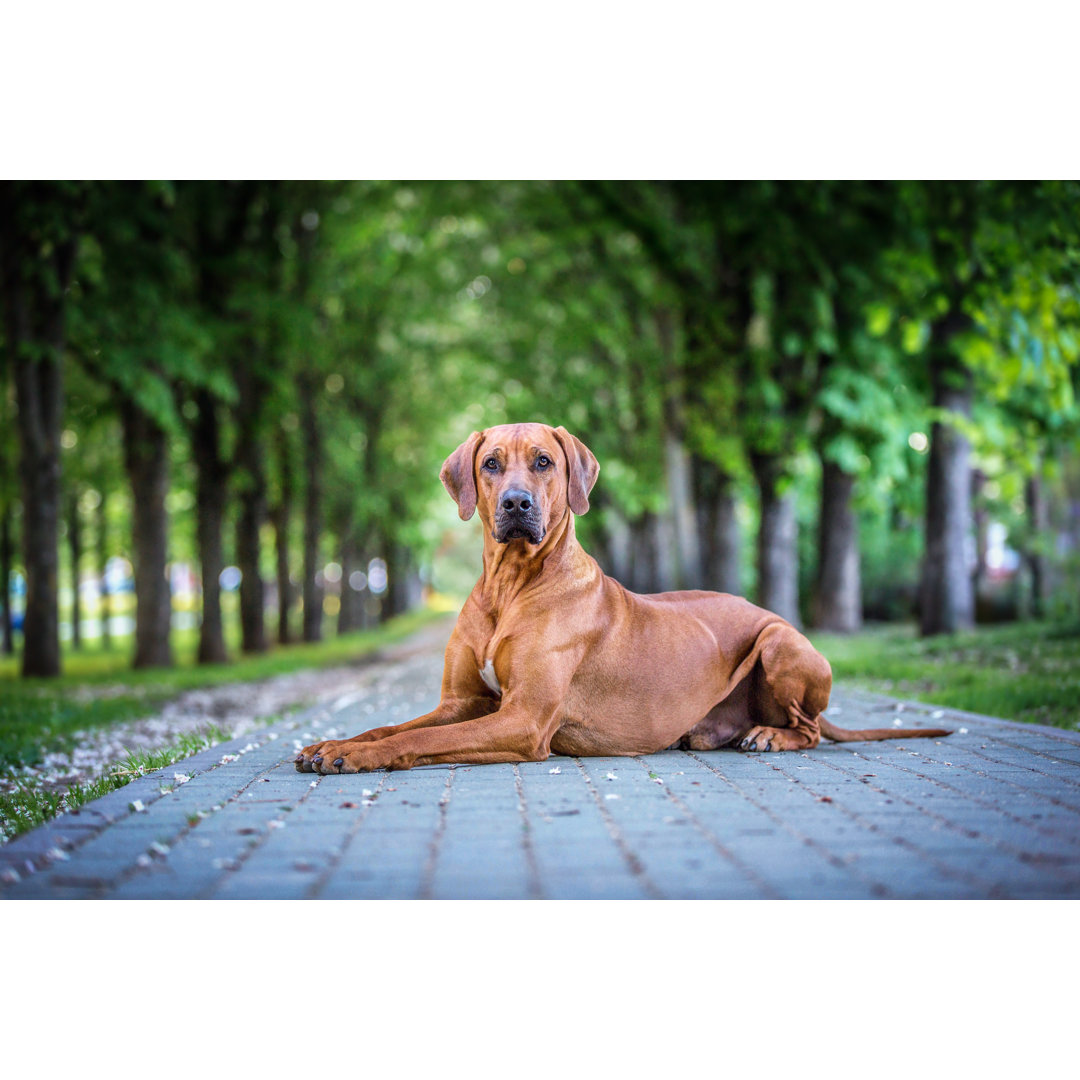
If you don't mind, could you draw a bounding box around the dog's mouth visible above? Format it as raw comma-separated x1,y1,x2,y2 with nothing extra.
493,516,545,545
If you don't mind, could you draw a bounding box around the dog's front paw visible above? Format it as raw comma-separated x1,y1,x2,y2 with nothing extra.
295,739,350,772
309,744,381,774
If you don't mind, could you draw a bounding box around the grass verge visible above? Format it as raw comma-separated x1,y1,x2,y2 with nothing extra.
809,618,1080,730
0,606,448,771
0,726,230,843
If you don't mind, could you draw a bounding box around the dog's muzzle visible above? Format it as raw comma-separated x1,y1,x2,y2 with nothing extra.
494,488,545,545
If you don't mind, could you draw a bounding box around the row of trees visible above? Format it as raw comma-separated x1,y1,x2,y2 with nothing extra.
1,181,1078,679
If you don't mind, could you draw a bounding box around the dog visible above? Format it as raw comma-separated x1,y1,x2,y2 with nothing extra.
296,422,950,773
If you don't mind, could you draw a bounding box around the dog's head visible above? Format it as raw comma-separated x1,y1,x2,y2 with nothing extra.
440,422,599,545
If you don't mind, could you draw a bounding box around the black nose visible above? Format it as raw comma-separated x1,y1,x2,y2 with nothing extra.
501,489,533,514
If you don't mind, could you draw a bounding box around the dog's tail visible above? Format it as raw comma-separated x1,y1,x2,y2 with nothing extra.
818,716,952,743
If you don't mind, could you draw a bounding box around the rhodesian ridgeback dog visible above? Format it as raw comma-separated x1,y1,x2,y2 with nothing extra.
295,422,950,773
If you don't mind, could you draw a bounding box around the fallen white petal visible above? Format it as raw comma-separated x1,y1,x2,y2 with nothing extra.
548,767,561,775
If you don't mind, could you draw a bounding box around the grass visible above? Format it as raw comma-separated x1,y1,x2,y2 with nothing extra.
809,618,1080,730
0,606,448,771
0,605,452,844
0,727,229,842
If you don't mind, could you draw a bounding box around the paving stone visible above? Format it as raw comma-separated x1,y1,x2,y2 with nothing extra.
3,635,1080,900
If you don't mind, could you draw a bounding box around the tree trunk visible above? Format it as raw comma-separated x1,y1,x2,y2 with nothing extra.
1,203,76,677
67,489,82,650
272,434,294,645
234,372,267,654
752,452,801,627
299,375,323,643
0,505,13,656
664,432,701,590
191,390,228,663
813,458,862,632
971,468,989,599
694,458,741,595
337,526,360,634
919,317,975,636
121,399,173,669
627,512,663,594
97,489,111,650
1025,472,1048,618
383,539,420,621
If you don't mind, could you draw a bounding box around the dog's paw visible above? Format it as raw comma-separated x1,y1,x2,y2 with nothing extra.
739,727,775,753
295,739,348,772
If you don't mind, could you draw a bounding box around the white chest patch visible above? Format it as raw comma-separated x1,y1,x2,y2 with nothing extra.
479,659,503,697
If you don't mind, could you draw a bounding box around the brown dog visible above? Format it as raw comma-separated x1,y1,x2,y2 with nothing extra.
296,422,949,774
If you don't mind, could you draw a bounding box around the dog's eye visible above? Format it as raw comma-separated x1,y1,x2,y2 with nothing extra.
482,457,499,471
536,455,551,469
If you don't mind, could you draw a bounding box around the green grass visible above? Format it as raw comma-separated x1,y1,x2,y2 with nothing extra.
0,606,452,844
0,727,230,842
0,606,448,771
809,619,1080,730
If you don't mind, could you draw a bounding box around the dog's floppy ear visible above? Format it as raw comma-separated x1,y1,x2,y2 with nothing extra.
553,426,600,516
440,430,484,520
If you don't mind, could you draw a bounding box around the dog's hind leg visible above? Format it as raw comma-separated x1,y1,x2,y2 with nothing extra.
736,624,832,753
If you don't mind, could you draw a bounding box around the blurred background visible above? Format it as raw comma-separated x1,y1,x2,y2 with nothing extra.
1,180,1078,679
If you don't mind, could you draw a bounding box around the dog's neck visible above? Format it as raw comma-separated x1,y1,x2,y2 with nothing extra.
478,509,593,618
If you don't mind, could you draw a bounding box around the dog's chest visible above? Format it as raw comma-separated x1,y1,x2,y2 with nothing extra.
478,658,503,697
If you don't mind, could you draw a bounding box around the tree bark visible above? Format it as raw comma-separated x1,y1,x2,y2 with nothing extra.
0,505,13,655
919,315,975,636
694,458,741,595
813,458,862,632
383,539,421,620
752,452,801,627
299,375,323,642
234,368,268,654
1,187,76,677
191,389,228,663
337,526,360,634
664,431,702,590
971,468,989,599
272,437,294,645
97,489,111,650
121,399,173,668
67,489,82,650
626,512,665,594
1025,472,1048,618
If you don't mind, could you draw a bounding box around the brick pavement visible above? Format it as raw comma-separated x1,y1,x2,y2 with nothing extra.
3,625,1079,900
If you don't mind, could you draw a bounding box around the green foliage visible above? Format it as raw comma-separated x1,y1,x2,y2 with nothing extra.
812,619,1080,730
4,181,1080,679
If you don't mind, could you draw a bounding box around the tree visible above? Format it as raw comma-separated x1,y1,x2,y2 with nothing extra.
0,182,84,676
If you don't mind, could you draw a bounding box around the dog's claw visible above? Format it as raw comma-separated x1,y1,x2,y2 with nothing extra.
334,758,344,767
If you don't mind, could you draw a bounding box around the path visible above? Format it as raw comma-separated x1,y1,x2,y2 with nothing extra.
3,622,1079,899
